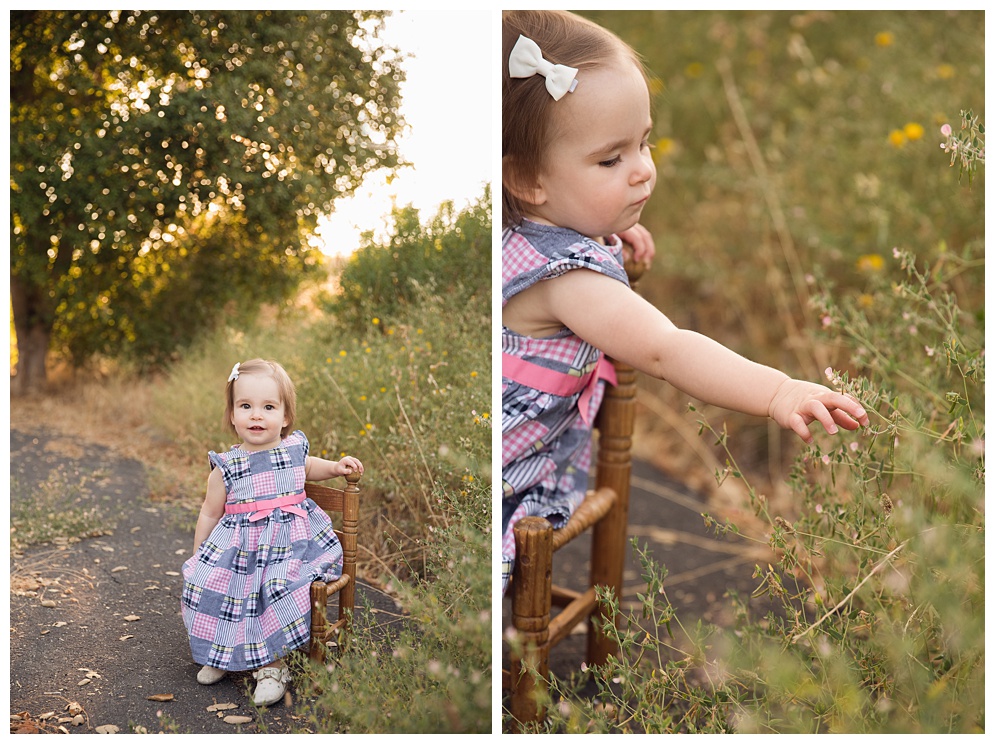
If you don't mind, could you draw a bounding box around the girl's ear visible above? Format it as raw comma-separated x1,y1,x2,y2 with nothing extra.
503,155,546,207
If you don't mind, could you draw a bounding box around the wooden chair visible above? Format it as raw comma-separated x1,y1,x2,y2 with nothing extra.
307,472,361,663
505,263,643,727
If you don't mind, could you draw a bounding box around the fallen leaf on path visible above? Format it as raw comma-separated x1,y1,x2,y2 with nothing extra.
165,571,180,576
146,694,174,702
119,635,134,641
40,599,57,608
65,702,83,716
86,672,101,679
123,615,140,622
223,715,253,725
77,679,91,687
95,724,120,734
206,703,238,712
111,566,128,573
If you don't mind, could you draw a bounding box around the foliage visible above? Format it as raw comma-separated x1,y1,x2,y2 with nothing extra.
304,478,492,733
10,10,404,377
332,186,492,325
510,11,984,735
582,10,983,473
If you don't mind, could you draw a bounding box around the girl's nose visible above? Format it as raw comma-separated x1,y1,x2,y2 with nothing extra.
631,155,655,185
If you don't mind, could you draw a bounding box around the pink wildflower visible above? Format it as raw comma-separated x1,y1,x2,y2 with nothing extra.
940,123,952,137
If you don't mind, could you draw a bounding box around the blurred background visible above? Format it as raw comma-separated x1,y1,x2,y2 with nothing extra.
578,10,984,500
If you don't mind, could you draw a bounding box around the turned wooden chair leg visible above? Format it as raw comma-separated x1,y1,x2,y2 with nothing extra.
510,516,554,727
588,356,637,665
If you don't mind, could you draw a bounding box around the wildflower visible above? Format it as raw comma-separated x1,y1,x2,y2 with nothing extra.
470,371,478,378
908,325,917,336
653,137,676,162
822,315,832,327
875,31,894,47
903,122,924,141
858,293,874,308
339,350,347,357
685,62,704,78
326,357,332,364
940,123,953,137
815,503,824,514
365,423,373,430
936,63,955,79
850,441,859,452
856,253,885,273
372,317,380,325
892,246,901,258
821,455,831,465
888,129,906,148
925,346,935,357
359,395,367,401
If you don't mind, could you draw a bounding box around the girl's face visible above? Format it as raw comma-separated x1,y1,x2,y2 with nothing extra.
230,373,288,451
523,60,656,240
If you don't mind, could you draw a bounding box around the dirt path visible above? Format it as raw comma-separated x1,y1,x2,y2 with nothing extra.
9,428,402,734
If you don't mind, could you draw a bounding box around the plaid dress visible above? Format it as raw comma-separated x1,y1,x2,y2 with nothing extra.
502,221,628,593
181,430,343,671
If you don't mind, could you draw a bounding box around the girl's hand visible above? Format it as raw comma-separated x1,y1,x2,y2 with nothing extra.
336,456,364,477
767,379,870,444
617,223,656,267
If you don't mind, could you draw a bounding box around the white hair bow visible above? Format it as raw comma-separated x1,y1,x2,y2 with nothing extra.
508,35,578,101
228,362,240,382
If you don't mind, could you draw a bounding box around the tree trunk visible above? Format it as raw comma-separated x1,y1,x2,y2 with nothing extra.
10,276,53,395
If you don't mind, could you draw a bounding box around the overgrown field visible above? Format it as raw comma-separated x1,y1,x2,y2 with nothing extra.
146,192,493,733
518,10,984,734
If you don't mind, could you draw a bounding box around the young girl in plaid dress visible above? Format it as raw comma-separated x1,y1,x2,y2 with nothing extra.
501,10,869,592
181,358,363,706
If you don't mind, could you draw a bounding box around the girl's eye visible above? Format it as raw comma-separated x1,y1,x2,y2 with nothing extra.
599,155,621,168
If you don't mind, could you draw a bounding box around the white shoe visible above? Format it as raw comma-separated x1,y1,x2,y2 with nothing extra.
252,665,290,707
196,665,226,685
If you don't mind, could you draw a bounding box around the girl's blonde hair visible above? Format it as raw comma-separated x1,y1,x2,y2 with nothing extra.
502,10,646,228
223,358,297,438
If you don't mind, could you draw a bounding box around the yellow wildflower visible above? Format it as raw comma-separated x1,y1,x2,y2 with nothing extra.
936,63,955,79
875,31,894,47
888,129,906,148
856,254,885,273
470,371,478,378
903,122,924,141
339,350,347,357
858,293,875,308
372,317,380,325
685,62,704,78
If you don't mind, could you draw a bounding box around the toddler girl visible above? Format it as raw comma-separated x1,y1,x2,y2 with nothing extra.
501,10,868,591
181,358,363,706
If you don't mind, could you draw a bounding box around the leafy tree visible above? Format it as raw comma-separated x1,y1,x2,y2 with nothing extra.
333,186,492,324
10,10,404,391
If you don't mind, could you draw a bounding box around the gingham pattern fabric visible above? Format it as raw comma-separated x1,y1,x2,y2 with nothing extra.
501,221,628,593
181,430,343,671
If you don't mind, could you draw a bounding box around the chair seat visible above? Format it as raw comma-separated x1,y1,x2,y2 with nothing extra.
552,487,616,552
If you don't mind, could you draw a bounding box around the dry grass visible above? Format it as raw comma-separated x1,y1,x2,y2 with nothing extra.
10,369,204,508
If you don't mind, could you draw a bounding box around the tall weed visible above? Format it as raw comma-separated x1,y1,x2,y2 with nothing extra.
516,110,983,734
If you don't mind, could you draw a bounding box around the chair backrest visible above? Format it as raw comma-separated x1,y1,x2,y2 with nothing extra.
305,473,361,569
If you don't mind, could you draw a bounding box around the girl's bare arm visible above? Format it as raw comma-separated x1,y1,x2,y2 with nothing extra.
519,269,868,442
192,467,227,555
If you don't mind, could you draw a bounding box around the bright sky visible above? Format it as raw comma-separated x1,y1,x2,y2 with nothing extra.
315,10,493,256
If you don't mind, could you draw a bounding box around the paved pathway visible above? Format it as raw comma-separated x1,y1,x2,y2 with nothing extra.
502,459,775,688
9,429,402,735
